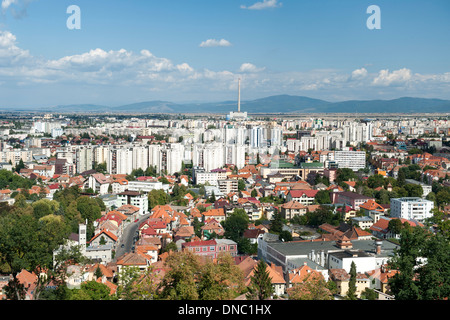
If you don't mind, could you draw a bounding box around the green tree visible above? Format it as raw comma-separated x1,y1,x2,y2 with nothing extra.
346,261,357,300
76,196,102,222
361,288,378,300
388,227,450,300
436,188,450,209
315,190,331,204
198,254,244,300
0,210,70,299
15,159,25,173
223,208,249,243
148,189,170,209
388,218,403,235
69,281,114,300
367,174,385,189
279,230,293,242
270,212,284,234
246,259,273,300
336,168,357,184
159,251,201,300
287,273,333,300
116,266,159,300
238,179,246,191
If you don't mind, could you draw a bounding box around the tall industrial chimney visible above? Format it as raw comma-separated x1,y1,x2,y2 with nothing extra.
238,78,241,112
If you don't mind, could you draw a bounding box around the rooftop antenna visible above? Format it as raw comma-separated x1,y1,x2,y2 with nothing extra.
238,78,241,112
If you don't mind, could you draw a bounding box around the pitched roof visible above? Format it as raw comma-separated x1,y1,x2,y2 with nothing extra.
89,229,118,243
116,252,149,266
281,200,306,210
289,264,324,284
202,208,225,217
289,189,318,198
360,199,385,212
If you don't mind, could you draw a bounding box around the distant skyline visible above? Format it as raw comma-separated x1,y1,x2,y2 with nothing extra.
1,0,450,108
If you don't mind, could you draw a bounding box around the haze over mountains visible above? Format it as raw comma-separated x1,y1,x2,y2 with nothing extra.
3,95,450,114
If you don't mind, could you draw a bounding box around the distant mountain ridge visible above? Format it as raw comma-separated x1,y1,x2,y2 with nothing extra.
2,95,450,114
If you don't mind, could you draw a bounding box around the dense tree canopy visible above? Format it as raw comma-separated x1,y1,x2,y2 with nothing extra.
388,227,450,300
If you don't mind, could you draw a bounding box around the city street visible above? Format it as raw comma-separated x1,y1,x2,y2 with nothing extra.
114,213,150,261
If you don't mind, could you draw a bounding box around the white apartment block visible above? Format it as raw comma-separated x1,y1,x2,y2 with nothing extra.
224,144,245,169
107,147,133,175
75,146,94,173
0,149,33,166
117,191,149,215
159,144,183,175
196,171,219,186
334,150,366,171
390,197,434,222
193,142,225,172
126,180,164,193
132,146,149,171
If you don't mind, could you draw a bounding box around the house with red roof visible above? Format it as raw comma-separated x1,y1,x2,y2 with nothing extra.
365,266,398,295
360,199,385,215
287,263,325,288
281,200,307,219
370,216,424,239
286,189,318,205
182,239,237,259
201,207,226,223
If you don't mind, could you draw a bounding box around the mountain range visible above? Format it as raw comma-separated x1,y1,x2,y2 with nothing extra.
3,95,450,114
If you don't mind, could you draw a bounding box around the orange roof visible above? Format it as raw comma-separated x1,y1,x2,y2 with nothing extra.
289,264,324,283
96,278,117,295
360,199,385,212
90,229,118,243
203,208,225,217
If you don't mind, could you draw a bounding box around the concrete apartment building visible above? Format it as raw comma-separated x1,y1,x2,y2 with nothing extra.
390,197,434,222
334,150,366,171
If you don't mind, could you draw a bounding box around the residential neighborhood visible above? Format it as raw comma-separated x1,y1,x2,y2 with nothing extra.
0,112,449,302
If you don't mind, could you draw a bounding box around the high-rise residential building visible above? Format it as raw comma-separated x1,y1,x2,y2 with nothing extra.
94,146,109,166
75,146,94,173
193,142,225,172
224,144,245,169
269,127,283,147
250,126,266,149
107,147,133,175
132,146,149,171
159,143,183,174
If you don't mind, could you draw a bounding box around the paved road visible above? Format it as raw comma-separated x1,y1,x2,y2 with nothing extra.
114,213,150,261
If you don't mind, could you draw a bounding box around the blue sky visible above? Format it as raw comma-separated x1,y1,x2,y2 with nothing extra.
1,0,450,108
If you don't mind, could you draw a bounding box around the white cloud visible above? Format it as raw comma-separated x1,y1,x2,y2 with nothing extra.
0,30,30,64
199,39,232,48
372,68,412,86
1,28,450,105
351,67,368,80
241,0,282,10
1,0,17,10
239,63,265,73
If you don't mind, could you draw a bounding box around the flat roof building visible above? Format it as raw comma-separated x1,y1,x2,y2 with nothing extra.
390,197,434,222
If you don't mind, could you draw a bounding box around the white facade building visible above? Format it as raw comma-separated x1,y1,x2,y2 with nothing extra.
390,197,434,222
334,150,366,171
